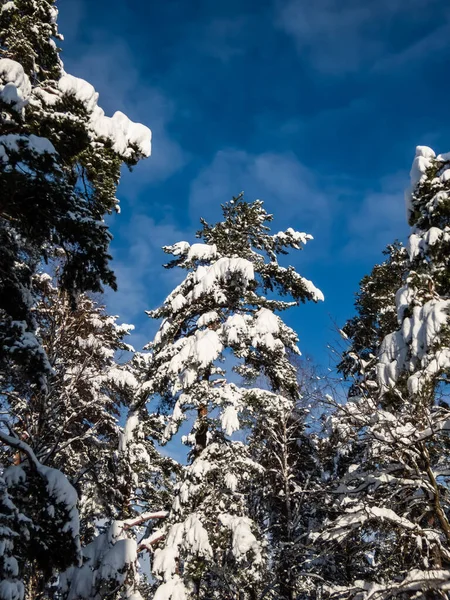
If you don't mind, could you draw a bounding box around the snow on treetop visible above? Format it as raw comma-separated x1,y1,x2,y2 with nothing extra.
272,227,313,248
0,58,31,111
406,145,437,221
410,149,434,189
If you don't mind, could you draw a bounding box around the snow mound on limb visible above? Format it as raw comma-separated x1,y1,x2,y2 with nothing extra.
153,514,212,583
0,134,56,164
60,520,142,599
30,73,153,159
406,146,436,221
153,575,187,600
219,514,262,563
0,58,31,111
189,257,255,301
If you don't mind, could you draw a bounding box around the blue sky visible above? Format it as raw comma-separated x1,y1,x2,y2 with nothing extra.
59,0,450,368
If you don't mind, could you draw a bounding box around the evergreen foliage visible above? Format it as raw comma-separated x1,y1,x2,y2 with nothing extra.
315,147,450,599
0,0,151,383
4,3,450,599
142,194,323,599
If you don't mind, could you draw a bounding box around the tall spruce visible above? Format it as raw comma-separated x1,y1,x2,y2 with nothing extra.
1,272,177,599
0,1,152,596
141,194,323,599
315,147,450,598
0,0,151,383
338,241,408,400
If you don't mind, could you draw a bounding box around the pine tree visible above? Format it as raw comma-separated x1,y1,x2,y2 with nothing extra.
0,4,152,592
141,194,323,599
0,272,178,599
0,0,151,382
338,241,408,400
0,430,80,600
315,147,450,598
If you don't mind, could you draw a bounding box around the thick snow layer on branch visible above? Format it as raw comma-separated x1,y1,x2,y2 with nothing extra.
3,466,26,487
299,276,325,302
0,134,56,162
98,538,137,581
363,569,450,598
55,74,151,158
378,294,450,394
0,58,31,111
314,505,417,543
408,227,450,260
187,243,217,262
119,412,140,453
165,241,190,256
153,515,212,583
406,146,436,219
58,74,98,112
39,466,79,536
272,227,313,247
167,329,223,390
105,366,138,389
219,514,262,563
153,575,187,600
183,514,213,556
222,313,249,344
198,311,219,327
171,294,186,312
0,579,25,600
221,405,240,435
190,257,254,301
61,521,141,599
250,308,285,351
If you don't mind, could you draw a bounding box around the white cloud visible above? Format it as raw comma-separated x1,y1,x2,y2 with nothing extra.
343,173,409,258
190,149,331,243
105,214,190,349
190,148,411,266
275,0,444,75
194,17,248,63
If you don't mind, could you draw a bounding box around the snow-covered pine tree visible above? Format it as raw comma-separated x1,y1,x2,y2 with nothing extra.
337,241,408,400
0,0,151,382
0,430,80,600
141,194,324,599
0,272,134,596
314,147,450,598
2,273,178,599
